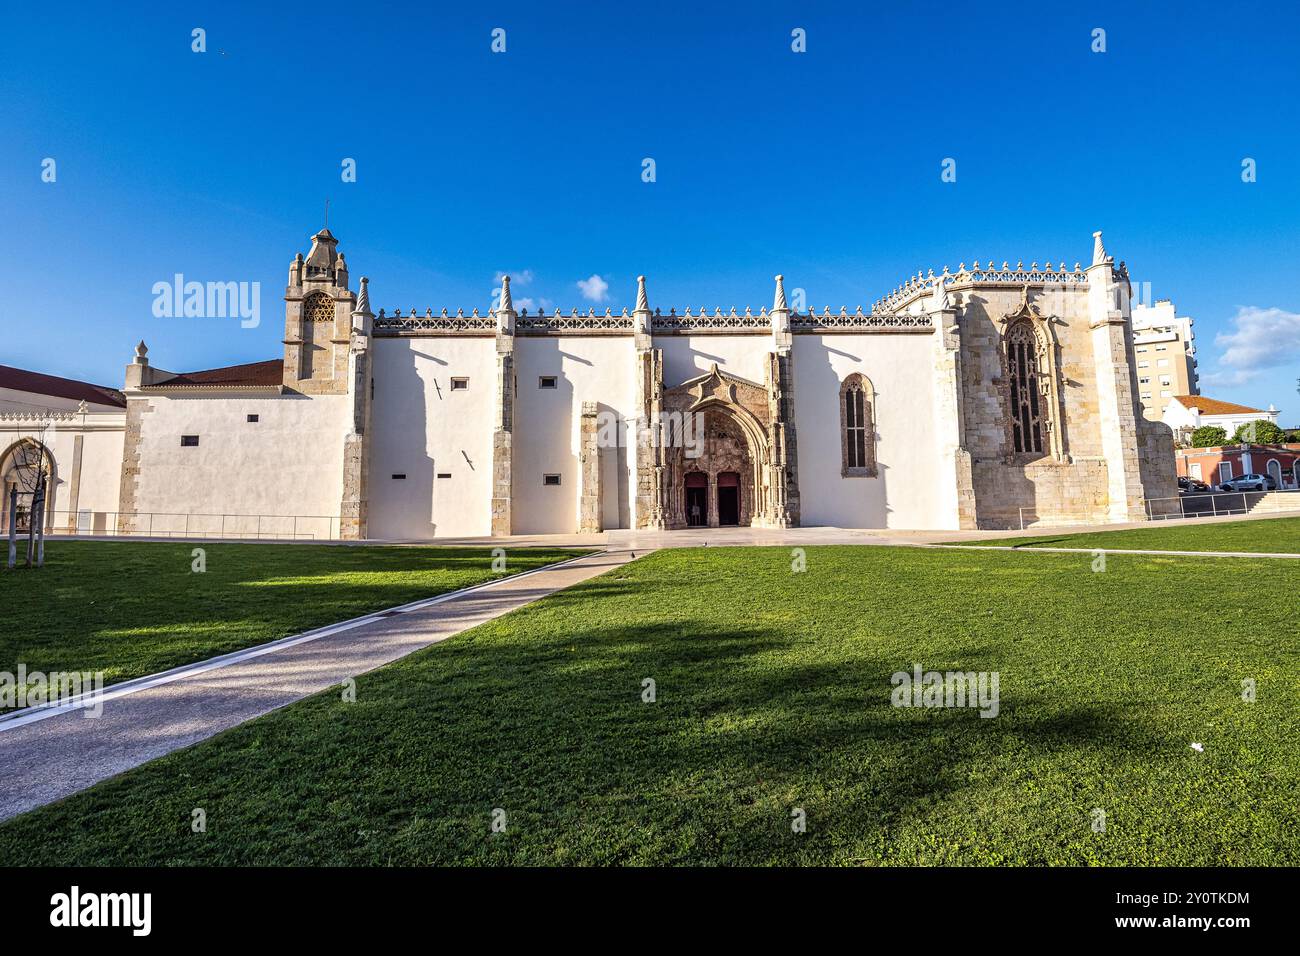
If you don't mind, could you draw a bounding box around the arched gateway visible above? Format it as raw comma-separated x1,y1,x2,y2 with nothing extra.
655,364,793,529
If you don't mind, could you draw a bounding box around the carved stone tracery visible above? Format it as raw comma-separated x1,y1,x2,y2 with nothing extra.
996,287,1067,463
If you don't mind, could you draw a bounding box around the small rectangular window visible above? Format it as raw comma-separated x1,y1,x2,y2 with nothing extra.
391,473,407,480
543,474,562,486
450,377,469,391
539,375,558,389
247,414,259,423
436,472,452,479
181,435,199,447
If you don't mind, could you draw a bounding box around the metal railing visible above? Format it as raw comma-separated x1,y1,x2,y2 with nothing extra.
1143,489,1300,521
1007,489,1300,530
2,510,341,541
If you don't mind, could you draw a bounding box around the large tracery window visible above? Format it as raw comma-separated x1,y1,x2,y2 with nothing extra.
840,373,876,477
1007,322,1045,456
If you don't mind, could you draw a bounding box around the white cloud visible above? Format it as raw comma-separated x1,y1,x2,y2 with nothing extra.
1200,368,1256,388
576,274,609,302
1205,306,1300,386
494,269,534,286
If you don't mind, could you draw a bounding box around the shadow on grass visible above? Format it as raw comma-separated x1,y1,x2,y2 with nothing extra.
0,546,1238,865
0,542,585,708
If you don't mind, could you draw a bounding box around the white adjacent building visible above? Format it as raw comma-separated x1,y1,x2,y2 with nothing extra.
1,366,127,534
1163,394,1281,438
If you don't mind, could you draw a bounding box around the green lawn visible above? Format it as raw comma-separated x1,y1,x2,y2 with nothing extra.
3,544,1296,865
0,541,584,703
958,515,1300,554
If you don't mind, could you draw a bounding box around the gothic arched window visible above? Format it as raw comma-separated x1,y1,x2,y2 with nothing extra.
1007,322,1045,456
840,373,876,477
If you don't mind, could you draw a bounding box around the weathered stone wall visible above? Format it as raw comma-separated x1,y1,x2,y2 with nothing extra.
1138,417,1180,516
578,402,601,532
115,398,151,533
958,285,1114,527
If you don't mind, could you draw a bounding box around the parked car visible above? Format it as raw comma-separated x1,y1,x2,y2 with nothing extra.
1219,473,1275,492
1178,476,1212,494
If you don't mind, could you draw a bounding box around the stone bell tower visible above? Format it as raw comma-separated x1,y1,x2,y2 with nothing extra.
283,227,356,394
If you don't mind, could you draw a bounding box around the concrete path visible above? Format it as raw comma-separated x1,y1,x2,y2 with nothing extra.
0,549,641,823
54,507,1300,549
924,544,1300,560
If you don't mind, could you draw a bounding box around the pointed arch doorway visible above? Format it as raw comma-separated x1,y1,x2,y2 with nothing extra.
717,471,741,526
685,471,708,526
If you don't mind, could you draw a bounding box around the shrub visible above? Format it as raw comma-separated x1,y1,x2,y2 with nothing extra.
1190,425,1228,448
1232,420,1286,445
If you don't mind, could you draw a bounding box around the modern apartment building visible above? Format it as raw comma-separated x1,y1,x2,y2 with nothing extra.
1131,299,1198,422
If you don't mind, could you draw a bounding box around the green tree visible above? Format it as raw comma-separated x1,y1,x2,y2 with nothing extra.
1232,419,1286,445
1190,425,1228,447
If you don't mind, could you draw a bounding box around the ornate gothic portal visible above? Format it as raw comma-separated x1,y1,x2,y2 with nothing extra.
655,364,793,530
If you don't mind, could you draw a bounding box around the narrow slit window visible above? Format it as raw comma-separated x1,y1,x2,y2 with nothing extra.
542,474,562,486
450,377,469,391
180,435,199,447
539,376,558,389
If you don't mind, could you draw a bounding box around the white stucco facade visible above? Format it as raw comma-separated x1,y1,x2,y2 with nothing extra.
126,391,350,538
368,337,498,539
10,227,1177,540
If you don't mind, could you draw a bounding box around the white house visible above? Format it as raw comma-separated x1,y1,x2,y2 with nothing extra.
1162,394,1280,439
1,366,127,534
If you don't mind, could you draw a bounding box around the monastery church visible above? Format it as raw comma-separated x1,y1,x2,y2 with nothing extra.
1,228,1177,539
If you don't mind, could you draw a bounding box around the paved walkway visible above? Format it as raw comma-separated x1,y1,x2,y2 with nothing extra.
54,506,1300,549
0,549,641,823
924,543,1300,560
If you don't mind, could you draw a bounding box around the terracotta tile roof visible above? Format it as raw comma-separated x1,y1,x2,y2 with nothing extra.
154,359,284,388
1173,395,1265,415
0,364,126,408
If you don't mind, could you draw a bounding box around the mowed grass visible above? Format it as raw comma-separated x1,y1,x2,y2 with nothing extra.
0,541,584,700
2,545,1297,865
961,514,1300,554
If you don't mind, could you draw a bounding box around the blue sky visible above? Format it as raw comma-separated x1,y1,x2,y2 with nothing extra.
3,0,1298,420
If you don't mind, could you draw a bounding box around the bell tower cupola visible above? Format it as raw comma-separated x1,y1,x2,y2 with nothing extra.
283,225,356,393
